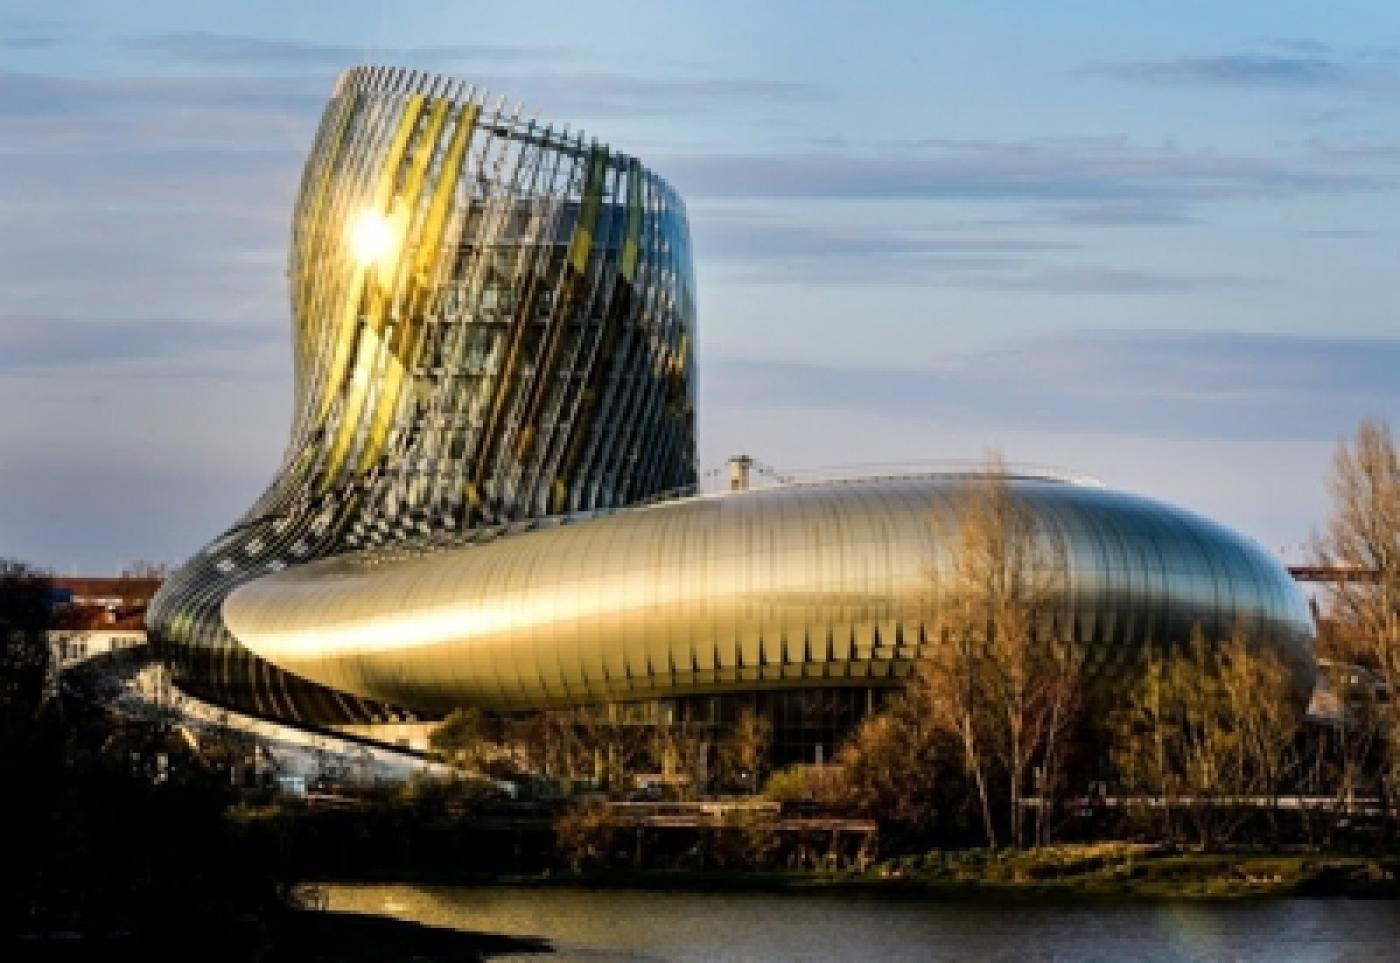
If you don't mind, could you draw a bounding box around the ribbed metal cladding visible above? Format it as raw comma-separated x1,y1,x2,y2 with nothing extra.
149,64,1317,729
147,66,697,723
223,477,1316,714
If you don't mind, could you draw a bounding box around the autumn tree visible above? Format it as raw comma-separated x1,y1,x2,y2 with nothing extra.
519,708,594,780
763,762,844,807
925,457,1081,848
553,801,624,872
1313,418,1399,819
832,677,998,851
647,717,710,798
429,706,496,772
1110,644,1180,839
1111,628,1303,848
715,706,772,793
1216,628,1305,842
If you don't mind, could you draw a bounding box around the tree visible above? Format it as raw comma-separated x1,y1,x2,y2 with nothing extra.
429,706,495,772
1216,628,1305,843
924,457,1081,847
553,801,624,872
1110,644,1180,839
1313,418,1399,822
715,706,772,793
0,559,53,731
1110,627,1304,848
647,717,710,798
763,763,843,807
700,807,781,870
1030,635,1084,846
1304,663,1381,844
833,673,950,833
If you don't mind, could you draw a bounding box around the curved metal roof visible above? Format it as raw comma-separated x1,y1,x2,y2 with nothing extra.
225,476,1314,712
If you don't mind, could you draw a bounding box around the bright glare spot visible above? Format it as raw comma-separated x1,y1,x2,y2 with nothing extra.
351,208,393,266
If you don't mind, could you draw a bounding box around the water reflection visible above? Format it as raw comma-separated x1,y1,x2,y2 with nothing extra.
324,883,1400,962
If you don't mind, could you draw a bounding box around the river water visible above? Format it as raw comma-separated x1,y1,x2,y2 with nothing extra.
323,883,1400,961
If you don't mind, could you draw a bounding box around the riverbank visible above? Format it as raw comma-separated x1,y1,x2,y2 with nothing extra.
860,844,1400,900
305,844,1400,901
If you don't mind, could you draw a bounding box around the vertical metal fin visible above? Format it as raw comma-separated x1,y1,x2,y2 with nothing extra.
317,94,428,491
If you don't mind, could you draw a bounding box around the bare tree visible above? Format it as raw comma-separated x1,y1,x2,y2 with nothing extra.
1217,627,1304,843
1034,636,1085,845
925,456,1080,848
1112,627,1304,848
1177,630,1251,848
924,600,998,845
1110,644,1180,839
1313,418,1399,823
1307,664,1379,840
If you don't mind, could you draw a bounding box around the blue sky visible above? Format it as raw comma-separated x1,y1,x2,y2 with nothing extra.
1,0,1396,571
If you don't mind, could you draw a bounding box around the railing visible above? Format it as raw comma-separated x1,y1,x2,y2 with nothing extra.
696,459,1104,494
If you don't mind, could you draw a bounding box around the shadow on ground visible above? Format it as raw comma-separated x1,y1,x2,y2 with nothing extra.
7,911,553,962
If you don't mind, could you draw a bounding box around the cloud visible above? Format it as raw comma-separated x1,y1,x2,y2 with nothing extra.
1308,140,1400,163
453,71,826,120
666,138,1389,285
1086,43,1400,91
705,331,1400,444
0,69,327,126
1088,53,1349,87
694,216,1074,260
962,266,1262,294
1,65,821,145
656,137,1388,207
0,119,296,328
696,331,1398,554
1031,201,1196,226
1,33,58,49
129,32,584,68
122,32,826,119
1303,228,1376,239
1264,39,1333,57
0,319,284,376
691,216,1235,290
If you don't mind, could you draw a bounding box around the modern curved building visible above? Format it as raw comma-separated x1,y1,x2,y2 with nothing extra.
148,65,1315,740
223,476,1313,715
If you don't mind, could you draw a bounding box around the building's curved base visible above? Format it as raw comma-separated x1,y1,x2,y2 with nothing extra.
219,475,1315,718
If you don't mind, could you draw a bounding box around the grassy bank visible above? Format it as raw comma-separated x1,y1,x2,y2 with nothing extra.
308,844,1400,901
860,844,1400,899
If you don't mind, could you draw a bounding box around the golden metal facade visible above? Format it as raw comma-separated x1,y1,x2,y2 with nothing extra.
223,476,1314,714
149,65,1314,726
147,66,696,722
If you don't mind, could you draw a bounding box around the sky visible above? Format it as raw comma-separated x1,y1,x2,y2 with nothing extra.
1,0,1396,573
